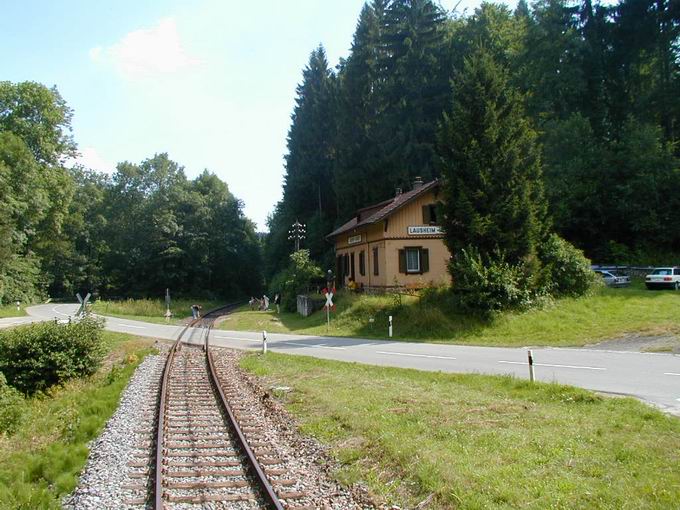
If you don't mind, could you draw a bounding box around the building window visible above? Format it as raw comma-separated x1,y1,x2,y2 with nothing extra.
373,247,379,276
422,204,438,224
359,251,366,276
405,248,420,273
399,247,430,274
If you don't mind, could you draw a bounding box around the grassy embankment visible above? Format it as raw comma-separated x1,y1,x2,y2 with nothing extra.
91,298,227,325
0,304,27,318
220,281,680,347
0,331,155,509
243,352,680,509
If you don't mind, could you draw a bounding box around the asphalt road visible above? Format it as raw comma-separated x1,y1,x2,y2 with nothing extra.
27,303,680,416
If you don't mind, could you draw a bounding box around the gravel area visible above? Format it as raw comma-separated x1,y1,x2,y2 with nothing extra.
63,343,378,509
63,345,167,510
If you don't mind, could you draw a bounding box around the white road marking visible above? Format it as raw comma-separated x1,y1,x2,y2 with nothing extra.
376,350,457,360
115,323,146,329
664,372,680,376
498,360,606,371
51,305,72,317
287,342,346,351
214,335,255,342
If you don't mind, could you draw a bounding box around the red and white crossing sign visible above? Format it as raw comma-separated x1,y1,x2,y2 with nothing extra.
323,287,336,311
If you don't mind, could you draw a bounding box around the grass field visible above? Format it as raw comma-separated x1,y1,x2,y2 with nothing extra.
220,281,680,347
92,298,227,324
0,331,155,509
242,352,680,509
0,304,28,318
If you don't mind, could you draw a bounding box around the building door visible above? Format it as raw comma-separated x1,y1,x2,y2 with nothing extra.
350,252,355,281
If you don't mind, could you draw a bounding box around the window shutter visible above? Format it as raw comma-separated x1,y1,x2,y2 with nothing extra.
398,249,406,273
422,205,431,224
421,248,429,273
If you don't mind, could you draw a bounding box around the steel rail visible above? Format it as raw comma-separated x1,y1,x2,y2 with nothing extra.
152,302,284,509
204,319,285,509
153,319,195,509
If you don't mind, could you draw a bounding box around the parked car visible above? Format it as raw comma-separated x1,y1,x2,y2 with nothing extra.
594,270,631,287
644,267,680,290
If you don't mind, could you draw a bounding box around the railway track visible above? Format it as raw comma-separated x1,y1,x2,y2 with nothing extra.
151,305,293,509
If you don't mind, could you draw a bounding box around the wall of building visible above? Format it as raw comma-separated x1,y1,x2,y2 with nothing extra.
384,238,451,288
333,188,451,289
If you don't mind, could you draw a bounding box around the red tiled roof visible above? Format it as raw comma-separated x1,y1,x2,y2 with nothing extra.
327,178,440,239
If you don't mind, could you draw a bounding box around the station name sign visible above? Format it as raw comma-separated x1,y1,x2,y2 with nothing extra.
348,234,362,245
408,225,442,235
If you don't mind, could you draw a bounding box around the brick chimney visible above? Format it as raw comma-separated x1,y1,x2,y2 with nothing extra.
395,187,402,197
412,176,424,189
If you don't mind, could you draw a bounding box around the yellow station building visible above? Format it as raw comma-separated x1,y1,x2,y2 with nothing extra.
327,177,452,290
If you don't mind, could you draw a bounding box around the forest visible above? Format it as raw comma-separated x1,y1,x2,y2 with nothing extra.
1,0,679,305
265,0,680,282
0,82,262,304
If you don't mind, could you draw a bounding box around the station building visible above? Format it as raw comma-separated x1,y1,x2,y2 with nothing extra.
327,177,451,290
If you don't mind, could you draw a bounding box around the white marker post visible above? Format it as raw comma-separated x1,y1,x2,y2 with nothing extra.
165,288,171,323
528,349,535,382
388,315,393,338
15,301,20,311
262,331,267,354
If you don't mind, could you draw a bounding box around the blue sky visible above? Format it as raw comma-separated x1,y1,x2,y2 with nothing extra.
2,0,516,230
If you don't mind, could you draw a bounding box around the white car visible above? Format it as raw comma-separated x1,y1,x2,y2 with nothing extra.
645,267,680,290
594,270,630,287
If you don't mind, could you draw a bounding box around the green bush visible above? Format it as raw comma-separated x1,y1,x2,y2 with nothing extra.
450,248,538,313
0,317,106,395
269,250,323,312
540,234,596,297
0,372,24,433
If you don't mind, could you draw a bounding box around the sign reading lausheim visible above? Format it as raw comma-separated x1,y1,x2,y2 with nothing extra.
408,225,442,235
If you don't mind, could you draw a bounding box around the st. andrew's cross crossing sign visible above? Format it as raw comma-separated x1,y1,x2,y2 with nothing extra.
323,287,336,311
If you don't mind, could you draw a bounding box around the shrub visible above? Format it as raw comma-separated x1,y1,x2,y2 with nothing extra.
540,234,596,297
0,317,106,394
0,372,24,433
450,248,537,313
269,250,323,312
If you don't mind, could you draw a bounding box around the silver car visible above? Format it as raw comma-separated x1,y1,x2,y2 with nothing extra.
594,270,631,287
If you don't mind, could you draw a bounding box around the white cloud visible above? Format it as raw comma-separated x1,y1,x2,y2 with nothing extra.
89,17,201,79
68,147,116,174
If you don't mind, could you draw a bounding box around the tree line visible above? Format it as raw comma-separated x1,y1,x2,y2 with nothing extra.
265,0,680,282
0,81,262,304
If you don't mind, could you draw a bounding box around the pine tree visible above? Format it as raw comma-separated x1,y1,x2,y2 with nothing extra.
267,46,337,277
334,2,386,221
374,0,450,190
438,47,549,266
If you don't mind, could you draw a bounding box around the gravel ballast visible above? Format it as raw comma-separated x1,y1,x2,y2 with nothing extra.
64,342,376,509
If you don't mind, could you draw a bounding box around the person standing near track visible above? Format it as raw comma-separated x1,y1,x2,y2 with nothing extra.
191,304,200,320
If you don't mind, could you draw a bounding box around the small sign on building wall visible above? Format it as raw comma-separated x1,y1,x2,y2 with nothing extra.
408,225,442,235
348,234,362,244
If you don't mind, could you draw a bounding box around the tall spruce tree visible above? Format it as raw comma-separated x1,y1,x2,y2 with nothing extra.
334,2,386,221
266,46,337,278
374,0,450,189
438,47,548,266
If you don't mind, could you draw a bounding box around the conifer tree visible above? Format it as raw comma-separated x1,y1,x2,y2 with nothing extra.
334,2,385,221
376,0,450,187
438,47,548,266
267,46,337,277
